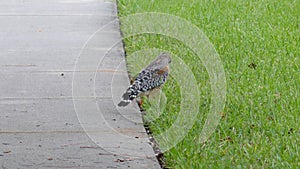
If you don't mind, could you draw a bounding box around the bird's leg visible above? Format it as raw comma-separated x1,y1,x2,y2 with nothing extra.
136,96,148,112
137,91,150,108
137,98,144,107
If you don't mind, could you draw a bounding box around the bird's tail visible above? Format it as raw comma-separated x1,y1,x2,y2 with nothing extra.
117,92,131,106
117,87,138,107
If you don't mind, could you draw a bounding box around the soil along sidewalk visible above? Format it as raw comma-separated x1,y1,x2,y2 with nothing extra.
0,0,159,168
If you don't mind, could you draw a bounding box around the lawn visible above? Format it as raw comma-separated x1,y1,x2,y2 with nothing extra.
117,0,299,168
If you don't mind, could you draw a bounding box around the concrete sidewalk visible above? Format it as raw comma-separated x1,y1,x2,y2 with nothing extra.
0,0,160,168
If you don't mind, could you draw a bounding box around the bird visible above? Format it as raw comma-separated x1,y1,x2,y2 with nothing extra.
118,52,171,107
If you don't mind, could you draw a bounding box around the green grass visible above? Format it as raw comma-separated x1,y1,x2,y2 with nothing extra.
117,0,300,168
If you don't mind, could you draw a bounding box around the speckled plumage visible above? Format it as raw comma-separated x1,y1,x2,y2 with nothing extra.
118,52,171,107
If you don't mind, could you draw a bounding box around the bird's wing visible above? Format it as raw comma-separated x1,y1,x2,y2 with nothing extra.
118,67,169,107
136,66,169,80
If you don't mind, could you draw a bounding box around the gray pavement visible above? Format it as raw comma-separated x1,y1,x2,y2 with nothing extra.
0,0,160,168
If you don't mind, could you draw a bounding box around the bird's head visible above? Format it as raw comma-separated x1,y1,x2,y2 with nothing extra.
146,52,171,70
156,52,171,65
